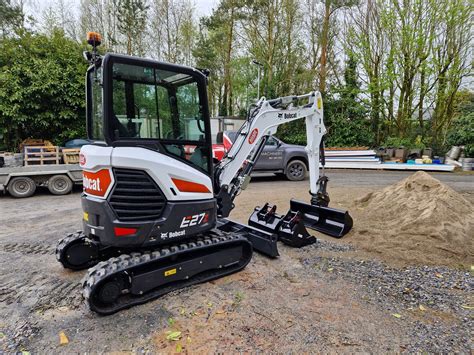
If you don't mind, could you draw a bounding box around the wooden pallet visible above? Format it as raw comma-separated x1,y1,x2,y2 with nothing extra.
62,148,81,164
24,146,60,166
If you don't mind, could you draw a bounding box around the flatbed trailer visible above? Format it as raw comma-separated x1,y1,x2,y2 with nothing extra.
0,164,82,198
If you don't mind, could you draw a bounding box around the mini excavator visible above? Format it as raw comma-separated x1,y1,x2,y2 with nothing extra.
56,32,353,315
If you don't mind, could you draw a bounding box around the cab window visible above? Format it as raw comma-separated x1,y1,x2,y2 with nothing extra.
110,62,209,172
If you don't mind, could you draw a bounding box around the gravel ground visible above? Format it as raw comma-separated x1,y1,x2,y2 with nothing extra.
301,242,473,352
0,170,472,353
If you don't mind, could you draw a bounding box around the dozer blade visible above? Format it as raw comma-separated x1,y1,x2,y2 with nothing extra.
289,199,353,238
248,203,316,248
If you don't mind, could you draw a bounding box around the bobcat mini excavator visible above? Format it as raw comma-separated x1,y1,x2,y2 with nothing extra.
56,32,353,315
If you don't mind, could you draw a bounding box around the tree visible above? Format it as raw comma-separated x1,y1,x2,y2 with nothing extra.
429,0,472,149
0,0,23,38
80,0,121,51
194,1,244,116
0,30,88,151
149,0,196,64
242,0,305,98
41,0,80,40
318,0,358,95
277,53,373,147
117,0,148,55
323,54,373,147
348,0,472,149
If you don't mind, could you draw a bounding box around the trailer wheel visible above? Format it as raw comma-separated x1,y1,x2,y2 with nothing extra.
8,177,37,198
48,175,73,195
285,160,307,181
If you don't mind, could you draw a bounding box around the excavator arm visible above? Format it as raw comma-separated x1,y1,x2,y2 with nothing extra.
214,91,353,241
215,92,325,203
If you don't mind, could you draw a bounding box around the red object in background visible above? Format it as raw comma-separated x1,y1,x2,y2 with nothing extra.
184,131,234,162
184,144,227,161
223,132,233,151
212,132,234,161
212,144,226,160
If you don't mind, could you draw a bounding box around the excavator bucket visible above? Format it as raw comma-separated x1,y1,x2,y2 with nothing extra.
289,199,353,238
248,203,316,247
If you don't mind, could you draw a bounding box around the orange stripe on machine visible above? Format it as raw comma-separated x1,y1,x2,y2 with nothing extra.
171,178,211,193
83,169,113,197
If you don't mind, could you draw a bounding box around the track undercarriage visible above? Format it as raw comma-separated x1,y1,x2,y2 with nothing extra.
56,219,277,315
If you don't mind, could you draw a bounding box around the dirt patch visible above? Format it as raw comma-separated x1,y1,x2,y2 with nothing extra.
349,171,474,267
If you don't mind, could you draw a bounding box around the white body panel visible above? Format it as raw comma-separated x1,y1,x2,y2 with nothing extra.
80,145,213,201
111,147,213,201
80,145,113,171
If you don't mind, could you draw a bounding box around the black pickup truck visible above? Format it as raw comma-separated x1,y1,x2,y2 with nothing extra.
223,131,308,181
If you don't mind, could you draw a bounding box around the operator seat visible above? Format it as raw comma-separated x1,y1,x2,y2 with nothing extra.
190,146,208,170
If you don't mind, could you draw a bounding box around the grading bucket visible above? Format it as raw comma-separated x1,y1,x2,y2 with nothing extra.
289,199,353,238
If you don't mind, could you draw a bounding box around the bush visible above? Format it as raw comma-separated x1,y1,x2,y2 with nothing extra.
446,112,474,148
463,144,474,158
383,135,427,149
0,30,88,151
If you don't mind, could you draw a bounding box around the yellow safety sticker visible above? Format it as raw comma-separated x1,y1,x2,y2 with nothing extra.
317,97,322,110
164,268,177,277
83,212,89,221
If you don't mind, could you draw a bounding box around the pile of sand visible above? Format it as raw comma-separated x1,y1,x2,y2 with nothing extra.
351,171,474,267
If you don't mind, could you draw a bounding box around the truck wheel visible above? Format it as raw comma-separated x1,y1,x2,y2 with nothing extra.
8,177,37,198
285,160,307,181
48,175,73,195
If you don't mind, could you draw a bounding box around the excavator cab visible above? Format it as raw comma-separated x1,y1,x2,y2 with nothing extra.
86,53,213,175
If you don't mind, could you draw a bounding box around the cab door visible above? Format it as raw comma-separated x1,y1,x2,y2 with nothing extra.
254,136,284,170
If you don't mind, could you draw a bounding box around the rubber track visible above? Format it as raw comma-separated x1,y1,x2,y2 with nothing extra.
56,231,101,270
56,231,87,262
82,233,252,315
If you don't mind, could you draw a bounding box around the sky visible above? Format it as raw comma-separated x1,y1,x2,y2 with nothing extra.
194,0,218,16
26,0,218,20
